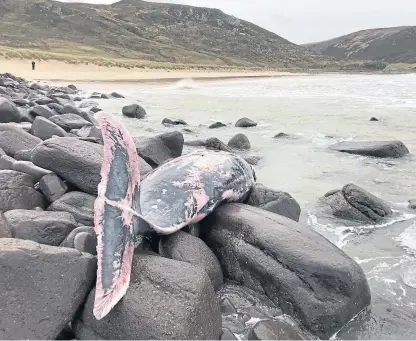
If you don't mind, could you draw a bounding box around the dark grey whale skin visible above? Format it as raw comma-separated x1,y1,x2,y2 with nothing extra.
93,112,257,320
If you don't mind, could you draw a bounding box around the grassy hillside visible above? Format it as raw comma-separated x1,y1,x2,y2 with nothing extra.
305,26,416,64
0,0,332,69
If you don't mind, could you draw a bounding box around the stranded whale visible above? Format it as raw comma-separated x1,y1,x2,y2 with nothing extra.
93,112,257,320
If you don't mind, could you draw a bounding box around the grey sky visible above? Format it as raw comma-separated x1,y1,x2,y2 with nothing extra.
60,0,416,44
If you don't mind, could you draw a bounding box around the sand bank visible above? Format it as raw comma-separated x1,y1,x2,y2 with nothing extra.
0,59,307,83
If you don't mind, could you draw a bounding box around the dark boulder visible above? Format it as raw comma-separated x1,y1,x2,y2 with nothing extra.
49,114,92,131
221,328,237,340
4,209,77,246
47,103,65,115
89,106,102,113
324,183,392,223
235,117,257,128
248,320,306,340
246,184,301,222
200,204,371,339
0,170,45,210
62,104,82,115
76,125,102,142
370,117,379,122
12,98,31,107
0,97,22,123
14,149,32,161
206,137,232,152
0,124,42,157
39,173,68,202
162,118,187,126
228,133,251,150
110,91,124,98
0,154,15,170
330,140,409,158
209,122,226,129
133,131,184,168
12,160,52,183
244,155,260,165
122,103,147,119
0,212,11,238
274,132,291,139
79,100,98,109
75,253,222,340
30,116,67,140
60,226,96,255
408,199,416,210
48,191,96,226
0,238,96,339
159,230,223,290
35,97,55,105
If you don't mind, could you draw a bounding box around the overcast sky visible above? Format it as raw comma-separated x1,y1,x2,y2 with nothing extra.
60,0,416,44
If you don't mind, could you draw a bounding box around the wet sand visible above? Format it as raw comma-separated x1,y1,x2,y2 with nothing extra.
0,58,306,83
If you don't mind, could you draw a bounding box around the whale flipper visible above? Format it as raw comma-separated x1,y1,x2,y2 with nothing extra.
93,113,141,320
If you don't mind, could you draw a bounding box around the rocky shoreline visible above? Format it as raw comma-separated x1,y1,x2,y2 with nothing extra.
0,73,411,340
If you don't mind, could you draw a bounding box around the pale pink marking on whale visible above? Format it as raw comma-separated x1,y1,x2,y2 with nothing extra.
93,112,140,320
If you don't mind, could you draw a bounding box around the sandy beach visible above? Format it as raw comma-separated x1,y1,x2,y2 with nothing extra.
0,58,306,83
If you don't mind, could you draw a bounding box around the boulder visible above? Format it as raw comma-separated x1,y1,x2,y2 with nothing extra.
369,117,379,122
14,149,32,161
47,103,65,114
0,124,42,156
162,118,187,126
122,103,147,119
12,160,52,183
60,226,96,255
4,209,77,246
206,137,232,152
12,98,30,107
235,117,257,128
0,170,45,210
159,230,223,290
274,132,291,139
221,328,237,340
75,253,222,340
324,183,392,223
110,91,124,98
0,154,15,170
408,199,416,210
62,104,81,115
29,105,56,118
244,156,260,165
133,131,184,168
0,238,96,339
90,106,102,113
209,122,226,129
200,204,371,339
76,125,102,142
228,133,251,150
49,114,92,131
30,116,67,140
39,173,68,202
0,97,22,123
245,184,301,222
48,191,95,226
0,212,11,238
79,100,98,109
35,97,55,105
248,320,306,340
31,137,102,195
330,140,409,158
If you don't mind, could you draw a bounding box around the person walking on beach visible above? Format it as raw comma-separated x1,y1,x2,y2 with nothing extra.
32,61,35,70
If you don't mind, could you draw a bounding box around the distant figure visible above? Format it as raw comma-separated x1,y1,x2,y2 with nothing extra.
32,61,35,70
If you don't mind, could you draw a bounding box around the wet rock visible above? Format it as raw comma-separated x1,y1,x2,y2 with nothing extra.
221,328,237,340
4,209,77,246
324,183,392,223
122,103,147,119
35,97,55,105
89,106,102,113
0,124,42,156
162,118,188,125
200,204,371,339
47,103,65,114
30,116,67,140
79,100,98,109
0,147,5,156
74,232,97,255
209,121,227,129
78,110,99,125
246,184,301,222
75,253,222,340
274,132,291,138
56,325,75,340
248,320,305,340
0,238,96,339
159,230,223,290
235,117,257,128
183,223,200,237
228,133,251,150
29,82,45,91
206,137,232,152
324,189,340,197
12,98,30,107
31,137,102,195
0,97,22,123
48,191,95,226
133,131,184,168
0,170,45,210
49,114,92,131
244,156,260,165
330,140,409,158
110,91,124,98
76,125,102,142
0,154,15,170
408,199,416,210
370,117,379,122
12,160,52,183
67,84,77,91
220,298,237,315
39,173,68,202
14,149,32,161
62,104,82,115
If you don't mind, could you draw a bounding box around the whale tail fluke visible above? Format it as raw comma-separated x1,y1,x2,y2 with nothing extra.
93,112,140,320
